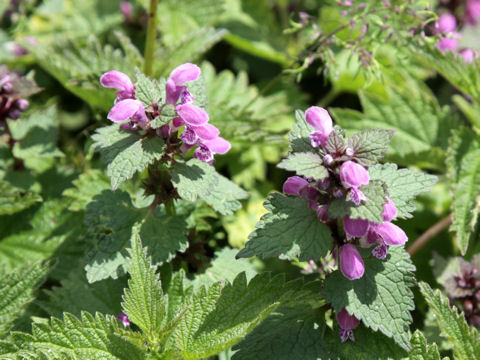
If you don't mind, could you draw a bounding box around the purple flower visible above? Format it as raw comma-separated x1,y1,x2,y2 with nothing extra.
165,63,201,105
372,243,388,260
107,99,147,124
340,244,365,280
466,0,480,25
437,35,460,53
117,313,130,327
349,187,367,205
194,137,231,163
305,106,333,148
436,13,457,33
340,161,369,188
100,70,135,100
283,176,308,196
372,222,408,246
460,49,478,63
382,196,397,222
176,103,209,126
344,216,369,239
337,308,359,342
120,1,133,21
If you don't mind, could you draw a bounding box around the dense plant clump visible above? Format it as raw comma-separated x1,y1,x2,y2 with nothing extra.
0,0,480,359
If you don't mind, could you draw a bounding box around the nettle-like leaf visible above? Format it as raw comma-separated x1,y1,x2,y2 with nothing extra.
62,169,110,211
0,262,50,337
237,193,333,261
348,129,395,166
92,124,166,190
8,312,145,359
446,127,480,254
202,174,249,216
8,106,63,172
233,305,408,360
328,180,388,223
419,282,480,360
277,152,328,180
289,109,316,153
325,129,346,156
369,163,437,219
409,330,445,360
323,246,416,351
84,190,188,283
134,70,164,108
0,181,41,215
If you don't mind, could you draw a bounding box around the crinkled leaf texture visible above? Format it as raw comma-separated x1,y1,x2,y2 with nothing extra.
446,127,480,254
237,193,333,261
409,330,445,360
289,110,317,153
348,129,395,166
328,180,388,223
92,124,166,190
202,174,249,216
0,181,41,215
84,190,188,283
4,312,145,359
419,282,480,360
0,262,50,337
278,152,328,180
323,246,416,351
368,163,437,219
233,305,407,360
134,69,164,107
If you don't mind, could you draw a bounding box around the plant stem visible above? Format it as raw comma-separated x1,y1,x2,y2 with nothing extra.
144,0,158,77
407,215,452,256
317,88,339,107
165,199,176,216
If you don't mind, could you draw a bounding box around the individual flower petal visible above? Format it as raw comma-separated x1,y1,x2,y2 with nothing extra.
316,204,329,221
337,308,360,331
172,116,185,128
180,89,194,104
165,78,182,105
169,63,201,85
117,313,130,327
460,49,478,63
298,184,319,201
340,244,365,280
436,13,457,33
180,127,198,145
466,0,480,25
283,176,308,196
340,161,370,188
437,36,459,53
107,99,145,123
372,243,388,259
176,103,208,126
305,106,333,146
100,70,135,99
373,222,408,246
349,187,367,205
194,144,214,163
343,216,369,239
382,196,397,222
192,123,220,140
203,136,231,154
310,131,329,148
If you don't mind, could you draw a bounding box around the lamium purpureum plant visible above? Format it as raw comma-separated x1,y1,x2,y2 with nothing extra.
238,106,438,348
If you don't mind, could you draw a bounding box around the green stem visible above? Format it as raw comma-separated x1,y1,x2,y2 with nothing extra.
165,199,176,216
317,88,339,108
144,0,158,77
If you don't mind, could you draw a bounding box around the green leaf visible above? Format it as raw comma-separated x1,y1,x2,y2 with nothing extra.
323,246,416,351
134,69,164,107
170,158,219,202
348,129,395,166
419,282,480,360
122,226,166,340
369,163,437,219
237,193,333,261
289,110,316,153
62,170,110,211
92,124,166,190
202,174,248,215
409,330,444,360
446,127,480,254
0,181,42,215
325,129,346,155
278,152,328,180
84,190,188,283
9,106,63,172
0,262,50,336
9,312,145,359
150,104,176,129
328,180,388,222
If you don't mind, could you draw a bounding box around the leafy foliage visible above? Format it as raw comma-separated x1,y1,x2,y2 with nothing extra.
0,181,41,215
409,330,444,360
419,282,480,360
348,129,395,166
237,193,333,261
277,152,328,180
323,246,416,351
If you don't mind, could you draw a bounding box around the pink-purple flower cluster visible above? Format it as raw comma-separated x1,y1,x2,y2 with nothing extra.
0,66,30,121
100,63,230,163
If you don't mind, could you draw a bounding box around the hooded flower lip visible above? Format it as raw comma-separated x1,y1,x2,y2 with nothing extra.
283,176,309,196
382,196,397,222
337,308,360,342
193,137,231,163
305,106,333,148
340,244,365,280
166,63,200,105
372,222,407,246
436,13,457,33
340,161,369,188
107,99,147,124
100,70,135,100
344,216,369,239
176,103,209,126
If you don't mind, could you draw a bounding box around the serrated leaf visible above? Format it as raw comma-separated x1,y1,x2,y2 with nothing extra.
237,193,333,261
323,246,416,351
328,180,388,222
348,129,395,166
9,312,145,359
0,262,50,336
122,226,166,339
84,190,188,283
368,163,438,219
409,330,444,360
419,282,480,360
202,174,248,215
134,70,164,107
150,104,176,129
277,152,328,180
446,127,480,254
92,124,165,190
62,170,110,211
325,130,346,155
170,158,219,202
0,181,41,215
289,110,316,153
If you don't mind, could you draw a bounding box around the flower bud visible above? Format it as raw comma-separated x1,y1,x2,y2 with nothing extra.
345,147,354,156
15,98,29,111
436,13,457,33
305,106,333,147
117,313,130,327
343,216,369,239
283,176,308,196
372,222,407,246
100,70,135,100
340,244,365,280
323,154,334,166
340,161,369,188
437,36,459,53
337,308,359,342
382,196,397,222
